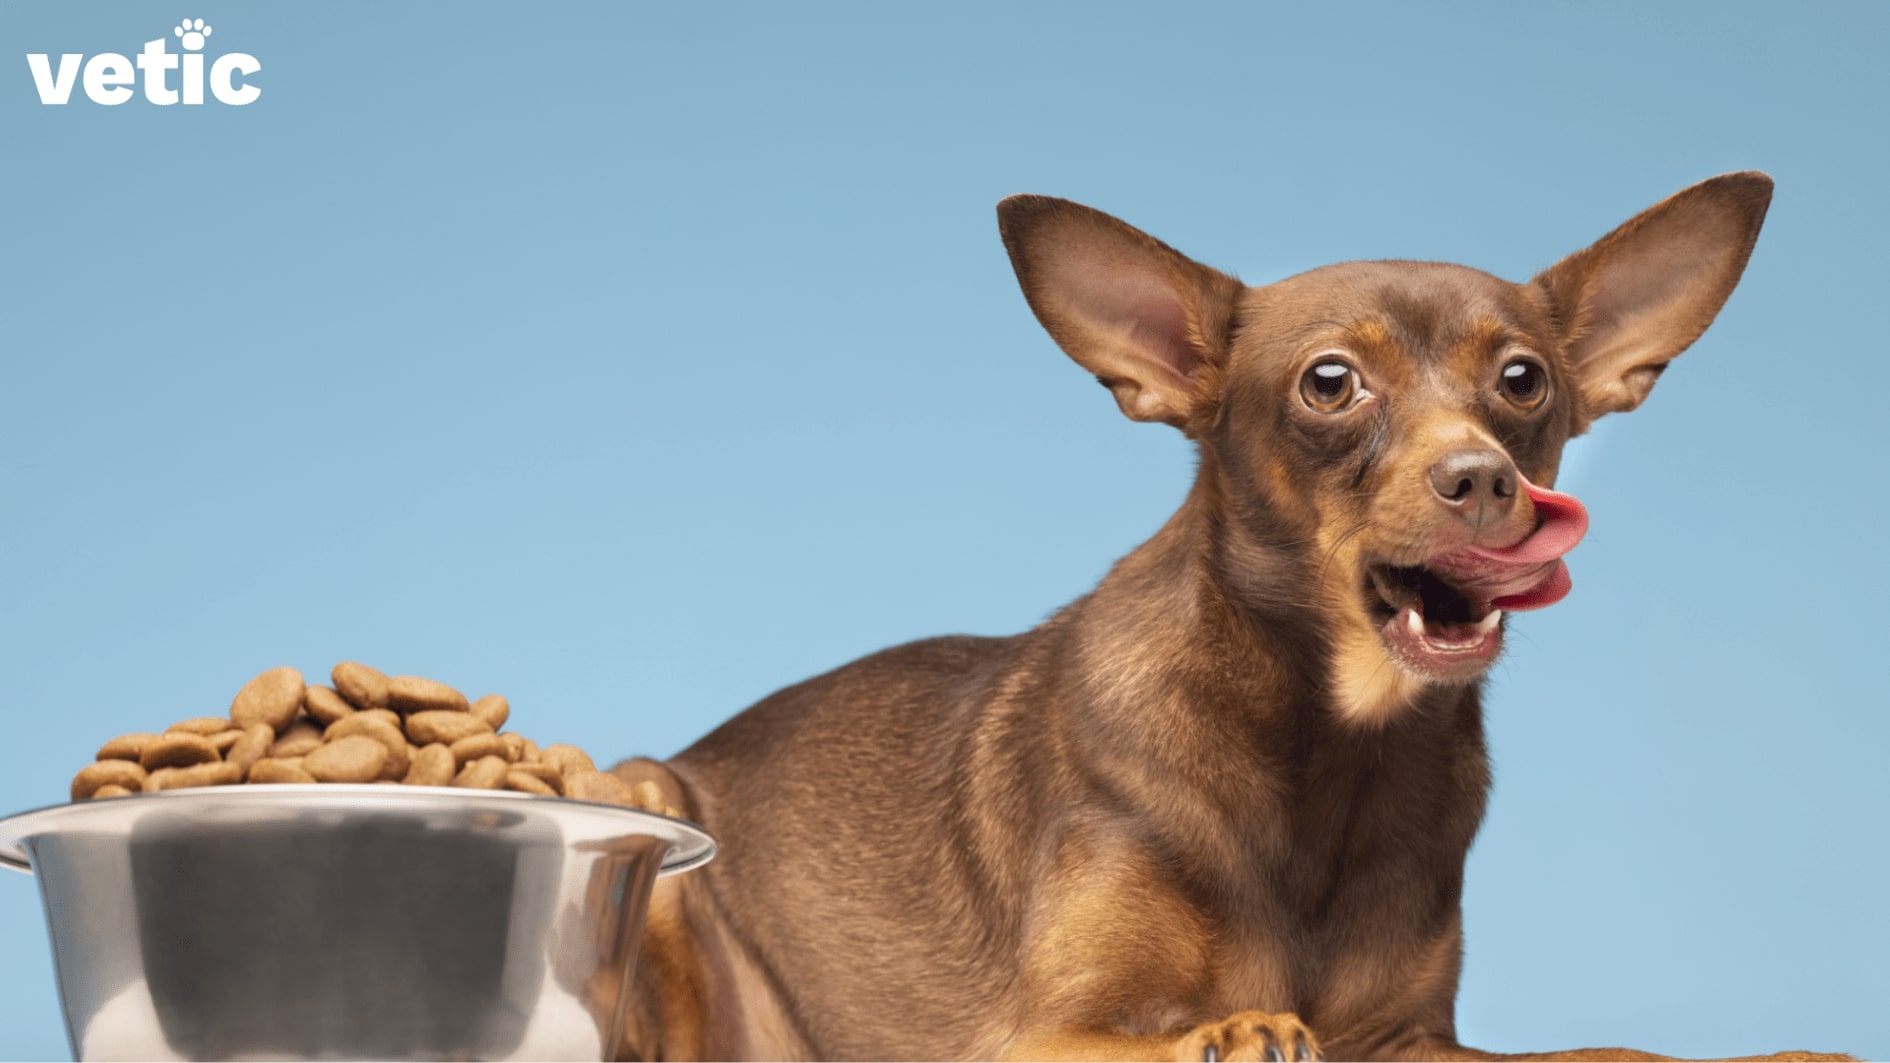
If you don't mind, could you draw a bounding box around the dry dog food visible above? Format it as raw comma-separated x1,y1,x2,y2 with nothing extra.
71,663,668,812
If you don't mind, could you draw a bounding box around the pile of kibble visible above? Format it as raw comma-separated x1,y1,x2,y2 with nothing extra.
70,663,657,809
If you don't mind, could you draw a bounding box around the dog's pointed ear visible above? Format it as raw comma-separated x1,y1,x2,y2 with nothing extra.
1533,171,1773,423
998,195,1242,428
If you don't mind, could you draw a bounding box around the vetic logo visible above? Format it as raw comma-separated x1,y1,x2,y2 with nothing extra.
26,19,261,106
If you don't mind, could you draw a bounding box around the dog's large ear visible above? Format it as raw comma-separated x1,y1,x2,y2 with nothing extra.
998,195,1242,428
1533,171,1773,423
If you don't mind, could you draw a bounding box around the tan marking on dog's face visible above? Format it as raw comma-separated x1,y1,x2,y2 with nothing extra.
1348,318,1393,349
1208,264,1579,724
1326,618,1427,725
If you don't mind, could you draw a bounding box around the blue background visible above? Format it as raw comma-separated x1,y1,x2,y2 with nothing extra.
3,2,1885,1059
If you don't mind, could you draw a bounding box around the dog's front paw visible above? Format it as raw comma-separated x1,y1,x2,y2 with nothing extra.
1176,1011,1320,1062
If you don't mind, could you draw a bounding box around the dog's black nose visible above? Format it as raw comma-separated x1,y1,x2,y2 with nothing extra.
1429,449,1518,522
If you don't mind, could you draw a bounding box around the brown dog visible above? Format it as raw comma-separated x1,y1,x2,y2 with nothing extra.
611,173,1846,1061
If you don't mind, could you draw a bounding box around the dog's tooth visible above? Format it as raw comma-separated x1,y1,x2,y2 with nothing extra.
1475,610,1504,634
1404,608,1425,638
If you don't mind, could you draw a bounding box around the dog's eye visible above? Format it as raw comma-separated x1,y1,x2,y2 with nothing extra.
1499,359,1547,408
1300,361,1359,412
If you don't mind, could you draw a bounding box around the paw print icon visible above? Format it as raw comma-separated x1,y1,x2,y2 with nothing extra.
174,18,212,51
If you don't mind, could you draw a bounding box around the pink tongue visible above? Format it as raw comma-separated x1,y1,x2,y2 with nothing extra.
1427,478,1589,612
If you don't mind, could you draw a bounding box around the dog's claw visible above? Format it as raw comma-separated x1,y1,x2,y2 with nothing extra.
1182,1010,1318,1063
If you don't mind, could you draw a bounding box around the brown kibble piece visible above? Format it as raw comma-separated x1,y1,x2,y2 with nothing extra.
331,661,390,710
140,733,220,771
471,695,510,732
448,733,507,765
304,685,356,726
540,744,596,777
226,723,274,777
357,708,402,729
231,666,305,731
325,715,411,778
96,733,161,762
506,762,563,794
148,761,243,791
504,771,557,797
402,743,456,786
387,676,471,715
270,720,324,758
564,769,637,806
499,733,525,762
304,736,388,783
407,710,492,746
90,784,133,799
167,716,232,736
452,755,509,790
248,758,317,784
206,729,246,753
379,745,415,782
72,760,149,801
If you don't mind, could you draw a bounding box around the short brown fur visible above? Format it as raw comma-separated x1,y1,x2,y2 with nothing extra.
611,174,1850,1061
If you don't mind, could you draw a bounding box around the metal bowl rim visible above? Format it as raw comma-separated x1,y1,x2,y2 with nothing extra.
0,784,715,876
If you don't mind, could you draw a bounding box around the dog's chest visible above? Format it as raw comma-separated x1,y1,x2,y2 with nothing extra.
1024,716,1485,1043
1200,716,1488,1013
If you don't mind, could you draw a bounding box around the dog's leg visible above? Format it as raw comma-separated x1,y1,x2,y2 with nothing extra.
609,757,708,1061
1001,1024,1854,1062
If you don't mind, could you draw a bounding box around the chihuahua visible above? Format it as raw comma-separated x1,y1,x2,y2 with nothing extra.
611,172,1848,1062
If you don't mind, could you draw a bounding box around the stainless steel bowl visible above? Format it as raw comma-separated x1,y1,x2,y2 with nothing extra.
0,785,714,1062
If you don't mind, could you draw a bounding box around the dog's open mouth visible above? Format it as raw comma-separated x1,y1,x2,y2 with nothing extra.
1366,562,1504,678
1365,480,1590,680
